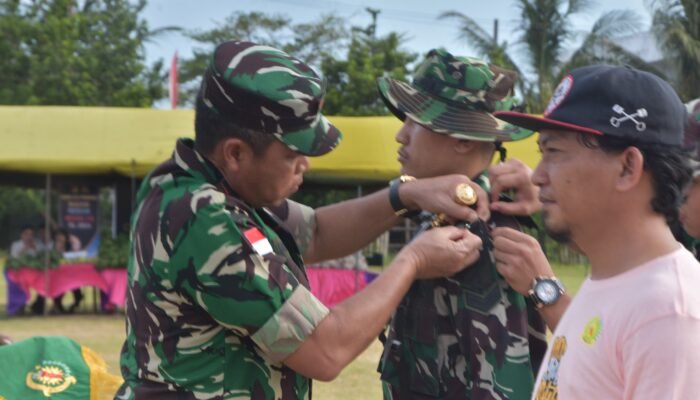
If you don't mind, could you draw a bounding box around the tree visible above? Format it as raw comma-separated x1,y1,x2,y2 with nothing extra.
321,30,417,116
441,1,649,112
440,11,529,99
0,0,174,106
177,11,348,105
563,10,666,80
175,9,416,116
0,187,44,247
0,0,33,104
0,0,175,244
320,8,416,116
651,0,700,101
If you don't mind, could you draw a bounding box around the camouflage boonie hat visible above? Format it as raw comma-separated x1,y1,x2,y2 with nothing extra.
377,48,533,142
200,40,342,156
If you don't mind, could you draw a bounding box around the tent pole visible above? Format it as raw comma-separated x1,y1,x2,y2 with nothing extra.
354,184,363,292
43,173,51,316
130,159,136,212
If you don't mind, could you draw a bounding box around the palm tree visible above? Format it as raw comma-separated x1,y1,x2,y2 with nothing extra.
564,10,667,81
650,0,700,101
441,0,650,112
439,10,525,93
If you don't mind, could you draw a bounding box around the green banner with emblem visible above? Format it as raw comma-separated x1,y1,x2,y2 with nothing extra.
0,336,121,400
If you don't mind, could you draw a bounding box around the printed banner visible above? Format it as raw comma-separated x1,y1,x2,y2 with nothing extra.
58,194,100,260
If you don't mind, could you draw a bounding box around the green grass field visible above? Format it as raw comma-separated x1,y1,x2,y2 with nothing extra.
0,260,588,399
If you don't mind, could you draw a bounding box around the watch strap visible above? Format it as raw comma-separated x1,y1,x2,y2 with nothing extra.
389,176,417,217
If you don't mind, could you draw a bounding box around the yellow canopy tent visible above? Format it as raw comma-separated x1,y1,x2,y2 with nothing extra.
0,106,542,295
0,106,540,183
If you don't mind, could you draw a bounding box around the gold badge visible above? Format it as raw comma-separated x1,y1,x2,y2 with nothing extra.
454,183,477,206
431,213,448,228
26,361,77,396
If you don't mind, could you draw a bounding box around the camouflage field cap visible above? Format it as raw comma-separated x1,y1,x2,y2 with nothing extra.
200,40,342,156
377,49,533,142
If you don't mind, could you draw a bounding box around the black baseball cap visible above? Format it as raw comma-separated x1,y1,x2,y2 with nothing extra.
495,65,687,147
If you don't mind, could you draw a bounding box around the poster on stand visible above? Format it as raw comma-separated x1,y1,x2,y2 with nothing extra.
59,193,100,261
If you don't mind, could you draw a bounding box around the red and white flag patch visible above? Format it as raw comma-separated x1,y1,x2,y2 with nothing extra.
243,227,274,256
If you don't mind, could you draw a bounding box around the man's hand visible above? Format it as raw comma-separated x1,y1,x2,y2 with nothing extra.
284,225,482,381
489,159,541,216
398,226,483,280
492,227,553,295
400,175,490,222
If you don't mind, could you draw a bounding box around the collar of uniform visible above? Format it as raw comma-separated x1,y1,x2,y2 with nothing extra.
172,139,263,213
172,138,225,186
472,172,491,193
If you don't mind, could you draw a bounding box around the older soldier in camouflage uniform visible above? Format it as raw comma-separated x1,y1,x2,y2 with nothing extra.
376,49,547,399
115,41,491,400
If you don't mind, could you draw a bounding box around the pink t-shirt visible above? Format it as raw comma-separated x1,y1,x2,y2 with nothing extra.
532,247,700,400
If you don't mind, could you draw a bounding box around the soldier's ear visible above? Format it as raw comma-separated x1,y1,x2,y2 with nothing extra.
219,138,252,173
455,139,477,154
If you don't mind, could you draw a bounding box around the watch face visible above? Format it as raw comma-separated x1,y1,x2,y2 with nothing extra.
535,280,560,304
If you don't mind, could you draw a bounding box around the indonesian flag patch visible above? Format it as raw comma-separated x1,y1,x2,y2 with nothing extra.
243,227,274,256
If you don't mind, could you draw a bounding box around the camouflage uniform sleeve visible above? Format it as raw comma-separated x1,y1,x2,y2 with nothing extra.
267,199,317,256
176,194,328,363
251,284,328,362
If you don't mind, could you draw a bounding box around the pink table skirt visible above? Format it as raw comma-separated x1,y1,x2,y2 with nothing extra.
6,264,377,313
5,265,127,313
306,268,378,308
100,268,128,308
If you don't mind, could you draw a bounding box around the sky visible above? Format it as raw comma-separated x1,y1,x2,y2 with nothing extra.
141,0,653,107
142,0,652,64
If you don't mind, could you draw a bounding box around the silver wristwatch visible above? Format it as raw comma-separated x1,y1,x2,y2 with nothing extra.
528,276,565,309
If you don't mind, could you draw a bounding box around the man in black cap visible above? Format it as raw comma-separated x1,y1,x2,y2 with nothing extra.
115,40,489,400
492,65,700,399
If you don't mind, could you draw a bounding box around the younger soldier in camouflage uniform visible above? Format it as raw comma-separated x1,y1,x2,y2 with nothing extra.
115,41,490,400
376,49,548,399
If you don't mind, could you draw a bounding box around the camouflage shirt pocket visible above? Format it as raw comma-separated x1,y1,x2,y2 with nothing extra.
404,304,442,397
452,252,502,314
